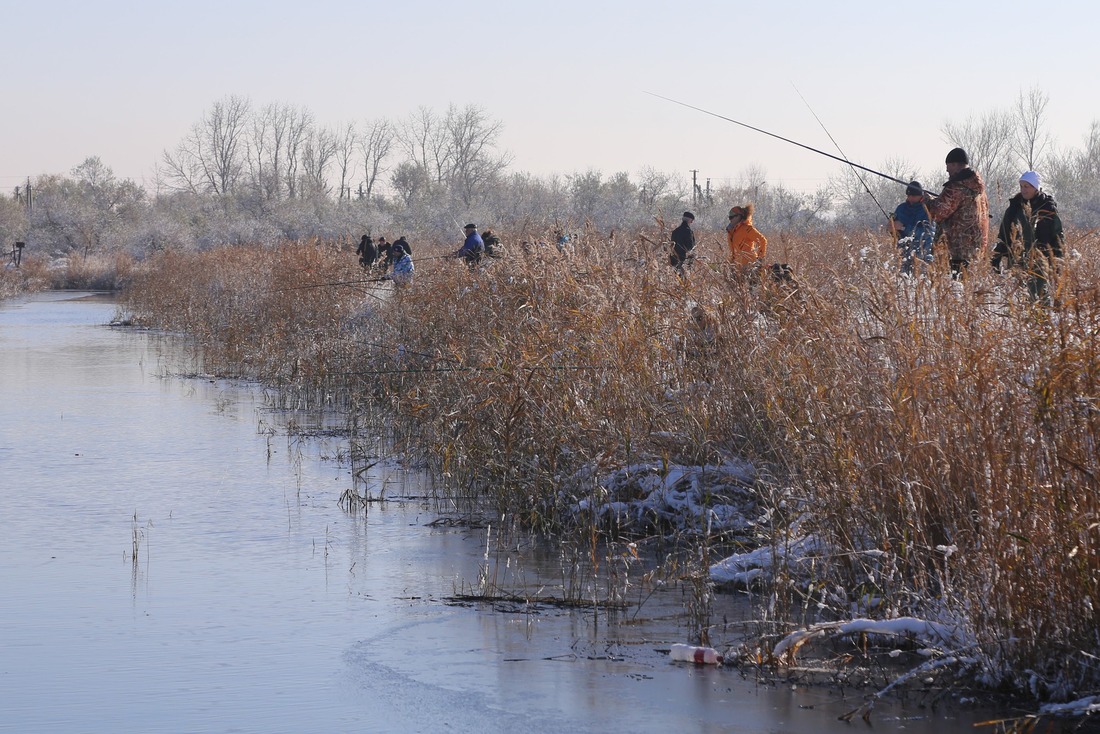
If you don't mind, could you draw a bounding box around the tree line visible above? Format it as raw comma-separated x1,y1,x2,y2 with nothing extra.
2,87,1098,261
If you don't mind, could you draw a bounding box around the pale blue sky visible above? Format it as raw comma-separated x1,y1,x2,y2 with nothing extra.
4,0,1098,194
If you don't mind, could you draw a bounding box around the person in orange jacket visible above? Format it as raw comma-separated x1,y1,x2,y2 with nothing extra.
726,204,767,268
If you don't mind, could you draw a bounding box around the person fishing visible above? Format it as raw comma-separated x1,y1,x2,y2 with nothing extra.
453,223,484,267
726,204,767,271
389,244,415,288
992,170,1064,302
922,148,989,278
892,181,935,275
669,211,696,275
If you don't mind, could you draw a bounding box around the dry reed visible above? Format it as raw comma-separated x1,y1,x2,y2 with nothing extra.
120,227,1100,698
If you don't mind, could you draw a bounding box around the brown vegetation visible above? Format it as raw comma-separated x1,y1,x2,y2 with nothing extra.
1,252,136,298
120,226,1100,697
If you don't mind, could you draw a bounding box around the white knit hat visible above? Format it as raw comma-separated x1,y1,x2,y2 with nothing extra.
1019,171,1041,190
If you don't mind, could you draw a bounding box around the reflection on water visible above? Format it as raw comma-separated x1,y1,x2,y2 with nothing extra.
0,292,993,733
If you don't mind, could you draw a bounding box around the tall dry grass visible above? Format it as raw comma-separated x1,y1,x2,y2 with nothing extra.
0,254,52,298
120,227,1100,696
1,251,138,298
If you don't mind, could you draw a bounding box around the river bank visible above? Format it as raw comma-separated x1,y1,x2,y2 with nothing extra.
114,227,1100,723
2,291,1029,732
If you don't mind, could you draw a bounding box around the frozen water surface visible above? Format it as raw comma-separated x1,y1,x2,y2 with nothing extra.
0,292,995,733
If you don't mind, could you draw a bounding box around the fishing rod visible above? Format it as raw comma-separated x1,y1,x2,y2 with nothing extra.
646,91,936,195
329,363,608,377
273,277,394,292
791,84,891,220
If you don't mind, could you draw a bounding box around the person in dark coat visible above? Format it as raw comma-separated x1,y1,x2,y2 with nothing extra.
669,211,696,274
392,236,412,257
481,230,502,258
376,236,392,269
992,170,1064,302
356,235,377,269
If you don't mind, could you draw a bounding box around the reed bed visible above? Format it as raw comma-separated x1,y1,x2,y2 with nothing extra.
120,227,1100,699
0,254,52,298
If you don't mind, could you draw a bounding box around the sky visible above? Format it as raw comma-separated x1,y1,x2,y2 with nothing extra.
4,0,1099,197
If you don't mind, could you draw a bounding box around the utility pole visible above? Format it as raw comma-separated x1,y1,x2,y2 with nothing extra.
690,169,699,207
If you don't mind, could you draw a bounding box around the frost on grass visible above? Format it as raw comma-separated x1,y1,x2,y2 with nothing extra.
564,459,761,536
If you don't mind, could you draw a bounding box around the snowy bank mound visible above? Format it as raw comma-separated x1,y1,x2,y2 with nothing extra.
709,534,826,587
565,460,761,535
772,617,965,661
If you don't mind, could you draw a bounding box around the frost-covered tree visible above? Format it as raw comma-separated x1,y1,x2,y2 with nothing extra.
333,121,359,201
162,96,251,195
390,161,430,207
30,158,147,258
360,117,395,201
444,103,512,207
397,106,448,188
300,125,339,198
943,107,1021,205
0,190,29,251
1013,86,1051,172
1047,120,1100,228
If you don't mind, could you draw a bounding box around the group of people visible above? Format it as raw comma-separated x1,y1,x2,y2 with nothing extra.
889,146,1064,299
667,146,1066,302
356,234,414,287
354,223,510,287
667,203,768,276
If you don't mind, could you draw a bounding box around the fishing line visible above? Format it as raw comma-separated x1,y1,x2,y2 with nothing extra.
327,363,608,377
646,91,937,195
791,83,891,220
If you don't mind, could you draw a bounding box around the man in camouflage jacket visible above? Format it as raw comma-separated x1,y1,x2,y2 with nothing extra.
924,147,990,277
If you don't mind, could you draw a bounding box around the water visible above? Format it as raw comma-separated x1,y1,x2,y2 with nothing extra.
0,292,995,733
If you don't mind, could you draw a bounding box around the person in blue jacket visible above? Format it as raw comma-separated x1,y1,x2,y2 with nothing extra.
892,181,935,274
454,223,484,267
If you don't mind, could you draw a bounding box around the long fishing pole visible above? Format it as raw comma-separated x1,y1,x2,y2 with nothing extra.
273,277,393,292
791,84,891,220
274,251,466,292
646,91,931,193
330,363,608,377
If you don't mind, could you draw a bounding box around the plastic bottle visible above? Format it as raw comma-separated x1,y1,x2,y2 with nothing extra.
669,643,723,665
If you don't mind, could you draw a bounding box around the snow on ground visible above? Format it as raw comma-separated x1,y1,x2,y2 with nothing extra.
772,617,965,660
708,533,825,587
565,459,761,535
1040,695,1100,717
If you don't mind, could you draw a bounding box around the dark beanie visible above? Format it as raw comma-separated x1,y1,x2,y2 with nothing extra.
683,211,695,220
905,181,923,196
945,147,969,165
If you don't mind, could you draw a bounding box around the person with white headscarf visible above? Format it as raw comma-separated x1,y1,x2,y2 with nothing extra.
992,170,1064,301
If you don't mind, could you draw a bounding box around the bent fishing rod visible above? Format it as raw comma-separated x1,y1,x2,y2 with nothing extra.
646,91,938,196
